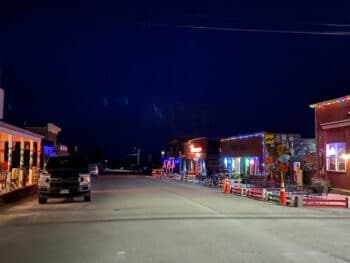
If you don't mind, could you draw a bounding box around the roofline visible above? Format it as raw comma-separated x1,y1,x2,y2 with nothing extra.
26,123,62,135
221,132,265,142
220,132,304,142
309,95,350,109
0,121,44,140
187,137,206,143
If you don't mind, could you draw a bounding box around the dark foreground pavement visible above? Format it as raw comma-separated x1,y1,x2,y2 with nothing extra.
1,175,350,263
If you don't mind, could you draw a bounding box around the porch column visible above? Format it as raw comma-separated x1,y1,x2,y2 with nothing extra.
29,140,34,168
0,136,5,165
19,138,25,187
0,143,4,169
28,140,34,185
20,138,24,169
6,135,13,189
36,141,41,168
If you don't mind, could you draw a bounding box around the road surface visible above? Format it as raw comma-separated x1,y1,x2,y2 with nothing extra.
1,175,350,263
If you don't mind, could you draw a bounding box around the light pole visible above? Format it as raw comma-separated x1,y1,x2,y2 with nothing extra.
161,151,166,173
137,148,140,166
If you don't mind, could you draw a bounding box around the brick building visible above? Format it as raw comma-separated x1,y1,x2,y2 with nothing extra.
310,95,350,190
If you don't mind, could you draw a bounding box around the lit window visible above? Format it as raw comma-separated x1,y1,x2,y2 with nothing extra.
326,143,346,172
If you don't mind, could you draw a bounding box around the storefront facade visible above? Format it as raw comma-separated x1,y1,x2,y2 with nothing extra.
182,137,220,176
164,137,193,173
0,121,43,193
221,132,314,182
26,123,63,164
220,133,265,178
310,95,350,190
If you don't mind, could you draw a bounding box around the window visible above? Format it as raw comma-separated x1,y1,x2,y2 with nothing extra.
326,143,346,172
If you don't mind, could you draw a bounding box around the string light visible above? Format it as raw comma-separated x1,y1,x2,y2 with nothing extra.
221,132,264,142
310,95,350,109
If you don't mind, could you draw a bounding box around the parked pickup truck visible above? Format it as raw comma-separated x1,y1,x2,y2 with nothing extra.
38,156,92,204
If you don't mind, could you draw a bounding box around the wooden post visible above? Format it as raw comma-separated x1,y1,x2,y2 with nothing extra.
6,135,13,190
0,136,5,165
19,138,25,187
37,141,41,168
20,138,24,169
29,140,34,168
28,140,34,185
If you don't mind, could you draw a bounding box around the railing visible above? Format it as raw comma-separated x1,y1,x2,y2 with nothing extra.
0,167,41,193
247,188,265,200
303,197,349,208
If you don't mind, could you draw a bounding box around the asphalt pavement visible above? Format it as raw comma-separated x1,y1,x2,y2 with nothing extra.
1,175,350,263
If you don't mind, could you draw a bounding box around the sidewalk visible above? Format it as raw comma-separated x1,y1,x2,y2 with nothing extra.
0,184,38,203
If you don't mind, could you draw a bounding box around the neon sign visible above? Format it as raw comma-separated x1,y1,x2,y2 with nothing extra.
190,145,202,153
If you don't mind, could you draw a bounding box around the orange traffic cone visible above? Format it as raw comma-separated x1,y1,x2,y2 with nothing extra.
280,181,287,206
225,179,231,194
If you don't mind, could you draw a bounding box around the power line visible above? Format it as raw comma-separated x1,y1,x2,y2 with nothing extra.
139,22,350,36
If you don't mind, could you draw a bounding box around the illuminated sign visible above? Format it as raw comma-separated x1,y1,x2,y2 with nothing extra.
190,145,202,153
43,146,55,157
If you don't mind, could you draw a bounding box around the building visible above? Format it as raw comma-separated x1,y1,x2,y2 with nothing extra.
310,95,350,190
26,123,68,164
182,137,220,176
163,137,193,173
0,121,43,193
220,132,316,183
0,88,44,193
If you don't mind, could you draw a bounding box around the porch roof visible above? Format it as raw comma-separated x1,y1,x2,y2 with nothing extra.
0,121,44,141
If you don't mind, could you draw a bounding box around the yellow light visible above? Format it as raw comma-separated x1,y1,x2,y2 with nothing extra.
341,154,350,160
190,145,202,153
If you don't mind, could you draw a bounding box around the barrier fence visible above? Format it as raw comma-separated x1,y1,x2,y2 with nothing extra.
247,188,265,201
157,175,350,209
303,197,349,208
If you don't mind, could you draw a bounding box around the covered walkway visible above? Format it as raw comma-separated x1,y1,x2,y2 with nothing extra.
0,121,43,194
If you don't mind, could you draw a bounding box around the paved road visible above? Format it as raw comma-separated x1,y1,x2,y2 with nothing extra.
1,175,350,263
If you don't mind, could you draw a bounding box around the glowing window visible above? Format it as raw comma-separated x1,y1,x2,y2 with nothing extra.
326,143,346,172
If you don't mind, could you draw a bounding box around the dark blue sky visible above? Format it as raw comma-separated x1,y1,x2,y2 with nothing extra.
1,1,350,158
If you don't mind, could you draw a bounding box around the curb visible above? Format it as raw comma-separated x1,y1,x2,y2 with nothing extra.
0,184,38,203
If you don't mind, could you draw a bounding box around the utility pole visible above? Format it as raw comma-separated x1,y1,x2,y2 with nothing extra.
137,148,140,166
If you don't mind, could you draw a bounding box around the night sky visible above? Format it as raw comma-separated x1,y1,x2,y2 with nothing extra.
1,1,350,158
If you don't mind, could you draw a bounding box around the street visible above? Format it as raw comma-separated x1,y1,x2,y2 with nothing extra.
1,175,350,263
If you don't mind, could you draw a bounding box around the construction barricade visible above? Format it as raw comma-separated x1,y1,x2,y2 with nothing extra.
266,190,296,206
247,187,265,201
302,196,350,208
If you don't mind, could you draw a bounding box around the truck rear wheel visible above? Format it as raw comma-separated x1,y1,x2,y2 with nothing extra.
84,192,91,202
